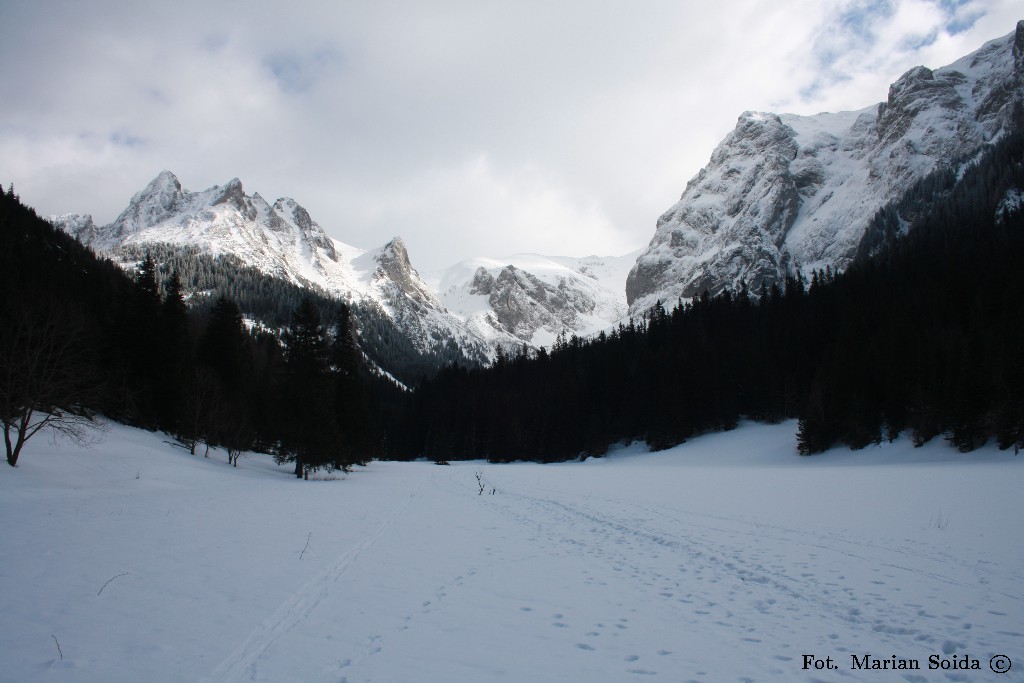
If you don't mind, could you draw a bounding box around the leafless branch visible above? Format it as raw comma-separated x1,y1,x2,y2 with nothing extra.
97,572,130,596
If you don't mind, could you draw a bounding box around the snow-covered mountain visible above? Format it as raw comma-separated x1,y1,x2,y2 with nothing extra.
52,171,484,358
52,171,633,357
427,251,639,349
627,21,1024,315
54,170,416,303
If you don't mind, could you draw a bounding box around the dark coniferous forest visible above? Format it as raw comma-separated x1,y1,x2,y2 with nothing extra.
111,242,482,385
2,120,1022,470
398,121,1024,461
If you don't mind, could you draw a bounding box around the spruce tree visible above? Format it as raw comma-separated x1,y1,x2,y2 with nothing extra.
155,272,191,434
191,297,252,457
331,302,375,468
276,298,342,477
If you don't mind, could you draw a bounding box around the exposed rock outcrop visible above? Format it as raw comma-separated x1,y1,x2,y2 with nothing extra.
627,21,1024,314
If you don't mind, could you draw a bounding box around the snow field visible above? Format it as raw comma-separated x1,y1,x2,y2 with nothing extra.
1,421,1021,682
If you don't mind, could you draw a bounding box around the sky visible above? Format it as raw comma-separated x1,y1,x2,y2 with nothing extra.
1,0,1020,271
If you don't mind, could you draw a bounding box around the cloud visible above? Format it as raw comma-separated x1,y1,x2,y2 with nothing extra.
332,155,636,271
790,0,1015,113
264,46,343,94
1,0,1020,270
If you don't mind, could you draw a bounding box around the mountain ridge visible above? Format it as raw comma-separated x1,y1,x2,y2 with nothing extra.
626,20,1024,314
51,172,634,360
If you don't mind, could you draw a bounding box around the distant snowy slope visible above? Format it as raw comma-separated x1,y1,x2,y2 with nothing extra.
2,420,1021,682
627,21,1024,314
428,251,639,348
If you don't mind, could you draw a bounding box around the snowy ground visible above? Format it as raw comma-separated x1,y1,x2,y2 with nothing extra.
1,420,1021,683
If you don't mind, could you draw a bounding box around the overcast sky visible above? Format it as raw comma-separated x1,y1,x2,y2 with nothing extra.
1,0,1020,271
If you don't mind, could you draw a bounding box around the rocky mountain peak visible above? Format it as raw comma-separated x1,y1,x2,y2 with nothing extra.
213,177,245,205
370,236,439,308
381,236,410,261
735,111,792,142
212,177,258,222
626,108,802,309
626,22,1024,316
149,170,182,193
116,170,186,237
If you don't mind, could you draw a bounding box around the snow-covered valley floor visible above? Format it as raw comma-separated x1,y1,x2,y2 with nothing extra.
2,421,1021,682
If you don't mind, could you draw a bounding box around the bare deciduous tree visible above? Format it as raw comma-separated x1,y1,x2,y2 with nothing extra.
179,366,221,456
0,307,100,466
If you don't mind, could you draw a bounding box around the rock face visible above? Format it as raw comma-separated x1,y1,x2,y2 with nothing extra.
430,252,637,348
368,237,441,310
111,170,187,241
626,21,1024,315
472,264,598,343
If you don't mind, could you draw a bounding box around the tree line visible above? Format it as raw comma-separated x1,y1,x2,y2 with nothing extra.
393,119,1024,461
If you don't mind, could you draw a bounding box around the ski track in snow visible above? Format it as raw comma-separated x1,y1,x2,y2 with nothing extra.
202,487,422,683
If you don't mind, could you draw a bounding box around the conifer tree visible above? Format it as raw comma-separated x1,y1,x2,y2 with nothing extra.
155,271,191,434
276,298,341,477
331,302,375,468
113,252,164,424
191,297,252,457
